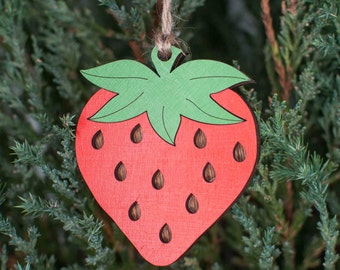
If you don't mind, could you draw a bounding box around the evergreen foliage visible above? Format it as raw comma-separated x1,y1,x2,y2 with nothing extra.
0,0,339,269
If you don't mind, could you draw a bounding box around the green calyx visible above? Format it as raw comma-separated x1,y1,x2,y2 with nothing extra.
81,46,252,145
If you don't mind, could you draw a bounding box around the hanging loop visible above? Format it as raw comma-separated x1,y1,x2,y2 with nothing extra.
155,0,175,60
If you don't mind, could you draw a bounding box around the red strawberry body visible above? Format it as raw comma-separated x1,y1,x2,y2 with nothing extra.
76,88,259,266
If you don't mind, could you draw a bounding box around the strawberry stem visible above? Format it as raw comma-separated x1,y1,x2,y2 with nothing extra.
81,46,253,145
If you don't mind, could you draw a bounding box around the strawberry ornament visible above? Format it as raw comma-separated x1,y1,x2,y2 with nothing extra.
76,45,259,266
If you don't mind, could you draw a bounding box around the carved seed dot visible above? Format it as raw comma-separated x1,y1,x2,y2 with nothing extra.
194,128,207,149
92,130,104,149
186,194,199,214
128,201,141,221
114,162,127,181
130,124,143,144
152,170,164,190
233,142,246,162
203,162,216,183
160,224,172,243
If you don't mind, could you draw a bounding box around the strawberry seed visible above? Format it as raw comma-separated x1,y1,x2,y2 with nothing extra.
152,170,164,190
186,194,199,214
92,130,104,149
203,162,216,183
233,142,246,162
114,161,127,181
194,128,207,149
128,201,141,221
160,224,172,243
130,124,143,143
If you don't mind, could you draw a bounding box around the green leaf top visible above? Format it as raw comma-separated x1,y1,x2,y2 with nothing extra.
81,46,252,145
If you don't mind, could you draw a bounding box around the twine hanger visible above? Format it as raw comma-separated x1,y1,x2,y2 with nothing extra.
155,0,176,60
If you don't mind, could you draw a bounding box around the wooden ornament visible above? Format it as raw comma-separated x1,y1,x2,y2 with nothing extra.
76,46,259,266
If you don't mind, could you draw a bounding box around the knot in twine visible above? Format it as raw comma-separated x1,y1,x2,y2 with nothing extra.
155,0,176,60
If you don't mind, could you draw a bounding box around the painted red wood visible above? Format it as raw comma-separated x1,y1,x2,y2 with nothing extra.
76,88,259,266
